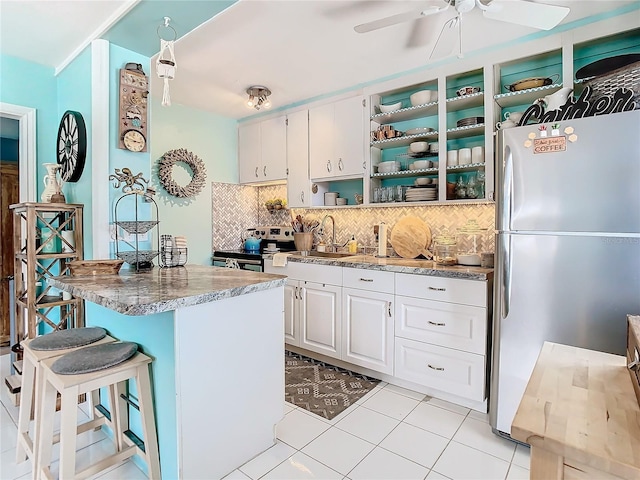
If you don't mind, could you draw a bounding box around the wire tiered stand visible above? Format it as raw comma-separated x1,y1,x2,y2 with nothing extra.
114,192,160,271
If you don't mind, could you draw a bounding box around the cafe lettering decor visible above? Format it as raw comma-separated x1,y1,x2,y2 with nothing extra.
519,86,636,126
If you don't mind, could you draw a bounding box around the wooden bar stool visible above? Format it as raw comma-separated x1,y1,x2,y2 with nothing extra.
36,342,161,480
16,328,117,470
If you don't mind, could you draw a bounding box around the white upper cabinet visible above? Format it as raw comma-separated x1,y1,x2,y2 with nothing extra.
309,95,366,180
286,109,311,208
238,122,261,184
238,115,287,184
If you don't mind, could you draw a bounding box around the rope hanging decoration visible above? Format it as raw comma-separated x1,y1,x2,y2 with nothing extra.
156,17,177,107
158,148,207,198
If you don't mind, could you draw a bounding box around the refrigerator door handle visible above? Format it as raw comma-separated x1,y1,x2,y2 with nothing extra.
501,234,512,319
500,145,513,231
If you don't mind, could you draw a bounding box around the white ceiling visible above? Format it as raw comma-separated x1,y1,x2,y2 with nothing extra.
1,0,637,121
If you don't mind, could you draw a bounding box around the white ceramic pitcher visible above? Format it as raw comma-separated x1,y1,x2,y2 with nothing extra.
536,87,573,112
41,163,62,202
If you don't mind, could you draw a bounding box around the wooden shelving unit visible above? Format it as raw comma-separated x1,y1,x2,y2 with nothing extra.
12,202,85,338
6,203,85,396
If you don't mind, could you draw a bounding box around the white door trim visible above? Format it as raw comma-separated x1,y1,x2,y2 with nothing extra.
0,102,36,203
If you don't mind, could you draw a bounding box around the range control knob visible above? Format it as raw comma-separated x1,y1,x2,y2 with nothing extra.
284,231,290,236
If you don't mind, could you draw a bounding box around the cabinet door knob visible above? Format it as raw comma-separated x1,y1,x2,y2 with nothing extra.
428,364,445,371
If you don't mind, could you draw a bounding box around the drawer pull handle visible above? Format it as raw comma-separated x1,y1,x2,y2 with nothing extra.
428,321,446,327
359,278,374,282
428,286,446,292
428,364,444,371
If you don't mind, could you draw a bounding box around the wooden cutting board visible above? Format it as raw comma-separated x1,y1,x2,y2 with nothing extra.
390,216,432,259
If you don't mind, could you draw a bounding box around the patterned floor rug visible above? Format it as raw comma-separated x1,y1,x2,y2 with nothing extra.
285,350,380,420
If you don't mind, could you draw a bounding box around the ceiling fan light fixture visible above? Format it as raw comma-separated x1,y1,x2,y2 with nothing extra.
246,86,272,110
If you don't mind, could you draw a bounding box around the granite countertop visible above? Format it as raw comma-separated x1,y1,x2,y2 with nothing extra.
49,264,286,316
267,253,493,281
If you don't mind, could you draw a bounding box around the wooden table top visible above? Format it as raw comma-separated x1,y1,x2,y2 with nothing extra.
512,342,640,479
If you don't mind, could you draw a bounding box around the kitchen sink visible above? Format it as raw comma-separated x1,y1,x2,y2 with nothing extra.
305,251,355,258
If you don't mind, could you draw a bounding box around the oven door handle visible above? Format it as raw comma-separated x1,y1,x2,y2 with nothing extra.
212,256,263,266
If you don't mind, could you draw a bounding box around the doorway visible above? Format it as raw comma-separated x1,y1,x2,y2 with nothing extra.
0,103,36,348
0,160,19,345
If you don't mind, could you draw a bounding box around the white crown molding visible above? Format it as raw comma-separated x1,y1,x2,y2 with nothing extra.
55,0,141,76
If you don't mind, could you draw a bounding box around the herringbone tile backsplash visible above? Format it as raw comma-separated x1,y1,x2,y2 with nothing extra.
212,182,495,253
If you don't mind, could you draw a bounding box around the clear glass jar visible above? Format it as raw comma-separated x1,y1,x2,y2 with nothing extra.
434,233,457,265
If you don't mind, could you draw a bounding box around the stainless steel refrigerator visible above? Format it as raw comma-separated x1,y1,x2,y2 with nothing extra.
489,109,640,439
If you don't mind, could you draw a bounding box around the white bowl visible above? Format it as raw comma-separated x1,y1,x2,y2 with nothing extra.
379,101,402,113
415,177,432,185
409,141,429,153
406,127,434,136
410,90,436,106
412,159,431,169
457,253,481,266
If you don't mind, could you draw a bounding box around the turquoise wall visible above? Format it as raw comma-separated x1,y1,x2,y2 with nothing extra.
85,303,178,479
0,54,57,197
57,47,94,258
149,98,237,265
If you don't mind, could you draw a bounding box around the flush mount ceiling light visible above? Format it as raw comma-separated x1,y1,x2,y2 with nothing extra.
246,86,272,110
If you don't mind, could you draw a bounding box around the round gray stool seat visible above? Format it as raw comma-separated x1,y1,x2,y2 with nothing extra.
51,342,138,375
30,327,107,351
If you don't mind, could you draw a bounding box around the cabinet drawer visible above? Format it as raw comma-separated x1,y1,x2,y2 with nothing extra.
396,273,487,307
394,337,485,401
343,267,394,293
395,296,487,355
297,263,342,285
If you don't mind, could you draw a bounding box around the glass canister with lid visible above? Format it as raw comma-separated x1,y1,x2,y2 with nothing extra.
456,219,488,266
433,231,457,265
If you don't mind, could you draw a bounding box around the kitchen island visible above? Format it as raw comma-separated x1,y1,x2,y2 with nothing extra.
49,264,287,480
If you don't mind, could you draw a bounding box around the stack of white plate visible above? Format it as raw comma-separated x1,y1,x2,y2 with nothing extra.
405,186,438,202
377,161,400,173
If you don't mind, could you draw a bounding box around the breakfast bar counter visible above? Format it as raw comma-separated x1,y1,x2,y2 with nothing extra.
50,265,287,479
511,342,640,480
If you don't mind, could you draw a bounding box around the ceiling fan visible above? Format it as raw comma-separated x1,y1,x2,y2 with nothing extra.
354,0,570,59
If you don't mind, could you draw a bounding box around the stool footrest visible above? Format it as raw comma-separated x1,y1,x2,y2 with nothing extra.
124,429,145,453
5,374,21,394
119,393,140,411
94,403,111,421
13,360,23,375
42,445,137,480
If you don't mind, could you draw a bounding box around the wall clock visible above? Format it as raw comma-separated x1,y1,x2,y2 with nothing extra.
122,129,146,152
56,110,87,182
118,65,149,152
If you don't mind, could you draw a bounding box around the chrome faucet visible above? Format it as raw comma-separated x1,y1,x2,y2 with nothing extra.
320,214,337,252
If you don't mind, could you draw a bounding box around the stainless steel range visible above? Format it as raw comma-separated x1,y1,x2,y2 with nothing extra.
212,225,296,272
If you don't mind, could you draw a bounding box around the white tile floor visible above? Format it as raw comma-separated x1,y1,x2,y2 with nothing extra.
1,354,530,479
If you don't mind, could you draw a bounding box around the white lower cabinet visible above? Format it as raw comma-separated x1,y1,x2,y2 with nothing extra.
284,279,300,346
343,288,394,375
394,337,485,402
300,281,342,359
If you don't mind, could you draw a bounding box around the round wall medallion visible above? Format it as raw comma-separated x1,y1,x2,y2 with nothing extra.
158,148,207,198
57,110,87,182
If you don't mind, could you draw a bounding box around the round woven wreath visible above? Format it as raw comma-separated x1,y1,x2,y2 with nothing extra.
158,148,207,198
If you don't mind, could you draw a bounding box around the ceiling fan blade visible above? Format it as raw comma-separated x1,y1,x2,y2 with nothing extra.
481,0,570,31
354,4,447,33
406,13,446,48
430,15,460,59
